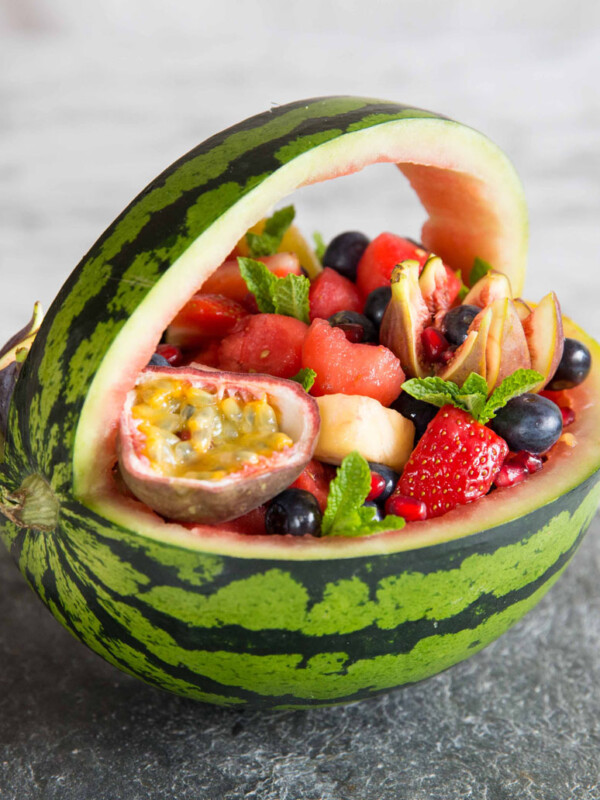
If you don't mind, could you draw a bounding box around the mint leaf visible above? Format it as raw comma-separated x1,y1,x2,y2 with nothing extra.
480,369,543,424
313,231,326,261
273,273,310,323
246,205,295,257
322,452,405,537
460,372,488,397
322,451,371,536
401,376,461,409
455,372,488,419
469,256,494,286
290,368,316,392
237,257,277,313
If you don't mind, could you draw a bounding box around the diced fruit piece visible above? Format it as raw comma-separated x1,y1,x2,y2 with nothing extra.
521,292,564,392
201,253,302,303
265,488,323,537
328,311,378,344
547,337,592,390
303,318,404,406
363,286,391,328
322,231,370,281
488,393,563,454
391,391,438,443
219,314,308,379
494,460,527,488
289,458,335,513
384,492,427,522
156,343,183,366
314,393,415,471
421,327,449,363
485,298,531,391
437,306,492,386
166,293,248,347
379,260,430,379
308,267,362,321
442,304,481,346
462,270,512,308
118,367,320,523
398,405,508,518
356,233,429,298
418,255,461,315
367,463,399,502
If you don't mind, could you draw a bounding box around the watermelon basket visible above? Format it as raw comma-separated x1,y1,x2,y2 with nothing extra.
1,97,599,708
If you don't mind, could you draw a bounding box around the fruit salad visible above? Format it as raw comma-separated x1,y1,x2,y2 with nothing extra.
120,206,592,538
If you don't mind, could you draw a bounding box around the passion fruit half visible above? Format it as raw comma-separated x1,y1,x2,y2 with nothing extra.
118,367,320,523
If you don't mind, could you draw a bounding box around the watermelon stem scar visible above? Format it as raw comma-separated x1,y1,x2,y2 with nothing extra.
0,473,59,531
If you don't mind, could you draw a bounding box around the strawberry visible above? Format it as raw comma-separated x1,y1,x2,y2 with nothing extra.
398,405,508,518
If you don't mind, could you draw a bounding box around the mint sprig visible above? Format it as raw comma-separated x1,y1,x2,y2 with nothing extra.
469,256,494,287
290,368,316,392
402,369,544,425
313,231,326,261
246,205,295,258
238,257,310,322
322,452,405,537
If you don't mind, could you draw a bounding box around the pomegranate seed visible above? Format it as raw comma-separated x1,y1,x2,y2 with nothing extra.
385,492,427,521
156,343,183,366
510,450,543,474
494,461,527,488
421,327,449,363
367,472,387,502
560,406,575,427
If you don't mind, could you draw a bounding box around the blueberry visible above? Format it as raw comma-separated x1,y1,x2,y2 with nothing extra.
367,462,399,502
148,353,171,367
322,231,370,281
363,500,382,522
488,393,563,454
547,338,592,390
391,392,438,442
328,311,378,344
363,286,392,328
265,489,322,536
442,305,481,345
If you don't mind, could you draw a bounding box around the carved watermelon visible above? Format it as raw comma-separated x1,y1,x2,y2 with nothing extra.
1,96,599,708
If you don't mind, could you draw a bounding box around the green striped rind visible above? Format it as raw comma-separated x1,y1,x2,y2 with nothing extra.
4,98,446,498
2,473,598,708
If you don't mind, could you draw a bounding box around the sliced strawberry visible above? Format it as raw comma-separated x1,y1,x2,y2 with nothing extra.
218,313,308,379
398,405,508,518
302,318,404,407
289,459,335,512
167,294,248,348
309,267,363,321
202,253,302,303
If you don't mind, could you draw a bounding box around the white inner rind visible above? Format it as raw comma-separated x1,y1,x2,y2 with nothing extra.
72,116,558,559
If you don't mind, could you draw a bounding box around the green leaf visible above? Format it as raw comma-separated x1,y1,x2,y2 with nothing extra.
273,273,311,323
480,369,544,424
237,257,277,313
401,376,461,409
246,205,295,257
313,231,326,261
290,368,316,392
321,451,371,536
469,256,494,286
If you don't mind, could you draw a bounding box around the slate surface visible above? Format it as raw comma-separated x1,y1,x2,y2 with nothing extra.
1,517,599,800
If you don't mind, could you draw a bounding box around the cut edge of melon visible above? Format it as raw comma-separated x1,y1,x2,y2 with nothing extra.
73,115,539,558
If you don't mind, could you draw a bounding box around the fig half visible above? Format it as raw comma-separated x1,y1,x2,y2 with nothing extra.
118,367,320,523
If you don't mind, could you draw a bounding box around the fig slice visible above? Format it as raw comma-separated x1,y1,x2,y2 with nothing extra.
485,297,531,392
521,292,564,392
419,255,455,317
462,270,512,308
380,260,430,378
118,367,320,523
437,306,493,385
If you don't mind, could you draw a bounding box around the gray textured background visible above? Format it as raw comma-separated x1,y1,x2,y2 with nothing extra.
1,2,600,798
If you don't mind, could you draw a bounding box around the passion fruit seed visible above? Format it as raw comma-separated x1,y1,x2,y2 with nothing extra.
132,378,293,480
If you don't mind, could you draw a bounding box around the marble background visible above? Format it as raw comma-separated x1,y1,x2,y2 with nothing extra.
1,2,600,799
